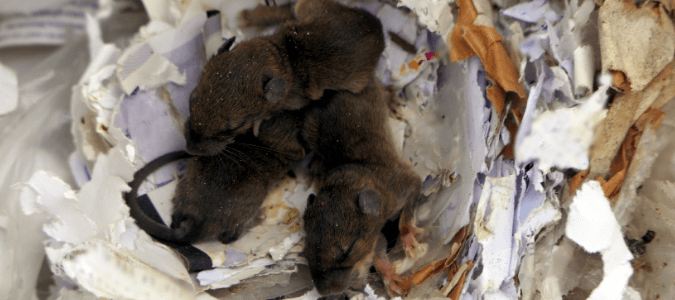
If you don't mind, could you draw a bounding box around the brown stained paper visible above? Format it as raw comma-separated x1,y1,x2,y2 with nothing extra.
599,0,675,92
446,261,474,299
572,108,666,197
449,0,526,118
568,169,590,196
601,108,666,200
384,225,471,297
410,226,470,286
590,62,675,179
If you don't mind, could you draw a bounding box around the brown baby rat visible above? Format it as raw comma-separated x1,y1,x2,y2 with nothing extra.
300,78,423,297
125,111,306,244
185,0,384,156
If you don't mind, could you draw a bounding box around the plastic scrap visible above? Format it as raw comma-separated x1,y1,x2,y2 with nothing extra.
0,62,18,115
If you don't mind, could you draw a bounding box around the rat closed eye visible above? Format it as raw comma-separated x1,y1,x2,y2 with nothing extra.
301,78,423,297
125,111,307,246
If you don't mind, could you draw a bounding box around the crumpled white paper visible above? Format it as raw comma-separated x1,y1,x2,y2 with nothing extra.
516,78,610,173
566,181,634,300
5,0,663,299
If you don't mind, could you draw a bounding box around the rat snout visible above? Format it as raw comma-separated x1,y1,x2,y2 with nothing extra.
185,140,229,156
184,128,231,156
311,267,354,296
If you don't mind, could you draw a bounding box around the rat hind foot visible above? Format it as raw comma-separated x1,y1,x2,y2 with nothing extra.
400,217,427,259
373,256,411,297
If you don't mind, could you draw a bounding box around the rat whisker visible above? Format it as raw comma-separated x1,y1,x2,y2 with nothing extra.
214,152,229,169
227,146,264,172
233,141,298,158
221,148,245,170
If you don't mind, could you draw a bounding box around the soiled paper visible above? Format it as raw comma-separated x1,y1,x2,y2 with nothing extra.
590,62,675,179
599,0,675,92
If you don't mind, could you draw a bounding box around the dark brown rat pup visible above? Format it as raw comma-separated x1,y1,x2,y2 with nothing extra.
300,79,422,296
126,111,306,244
185,0,384,156
171,110,308,243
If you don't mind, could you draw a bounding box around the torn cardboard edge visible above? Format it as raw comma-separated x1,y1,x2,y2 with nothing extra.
449,0,526,120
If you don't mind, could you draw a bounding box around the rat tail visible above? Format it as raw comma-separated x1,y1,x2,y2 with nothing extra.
125,150,195,243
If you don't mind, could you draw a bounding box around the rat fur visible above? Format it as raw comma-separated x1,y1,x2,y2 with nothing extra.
125,111,306,244
300,79,422,296
185,0,384,156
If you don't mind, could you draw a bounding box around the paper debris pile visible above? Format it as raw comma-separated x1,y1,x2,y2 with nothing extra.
2,0,675,299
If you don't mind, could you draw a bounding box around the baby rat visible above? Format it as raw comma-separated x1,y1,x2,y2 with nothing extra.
300,78,422,296
126,111,306,244
185,0,384,156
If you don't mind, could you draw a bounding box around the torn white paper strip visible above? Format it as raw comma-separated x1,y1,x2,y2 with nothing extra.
574,45,593,96
500,0,559,24
397,0,454,42
474,174,516,294
45,239,196,300
120,52,186,95
269,233,303,261
566,181,634,300
197,258,276,289
20,171,97,244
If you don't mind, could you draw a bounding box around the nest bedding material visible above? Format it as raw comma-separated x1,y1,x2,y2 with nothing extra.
1,0,674,299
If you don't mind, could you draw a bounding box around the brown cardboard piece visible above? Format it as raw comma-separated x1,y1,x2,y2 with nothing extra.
449,0,526,119
589,62,675,180
599,0,675,92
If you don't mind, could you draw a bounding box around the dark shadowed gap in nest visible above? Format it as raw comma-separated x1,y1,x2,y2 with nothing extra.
381,215,402,253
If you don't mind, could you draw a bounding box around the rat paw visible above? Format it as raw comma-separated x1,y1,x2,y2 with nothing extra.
400,221,426,259
373,256,411,297
218,228,242,244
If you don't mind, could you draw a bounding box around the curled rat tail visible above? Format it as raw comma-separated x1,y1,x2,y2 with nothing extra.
125,150,195,243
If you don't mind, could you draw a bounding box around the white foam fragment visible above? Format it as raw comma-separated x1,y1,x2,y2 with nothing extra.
566,181,634,300
516,79,610,172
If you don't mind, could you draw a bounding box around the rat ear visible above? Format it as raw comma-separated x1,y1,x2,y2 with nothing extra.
357,189,381,218
263,76,287,104
217,36,236,55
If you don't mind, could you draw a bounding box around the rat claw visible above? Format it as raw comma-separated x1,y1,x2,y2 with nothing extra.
373,256,411,297
400,221,425,259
